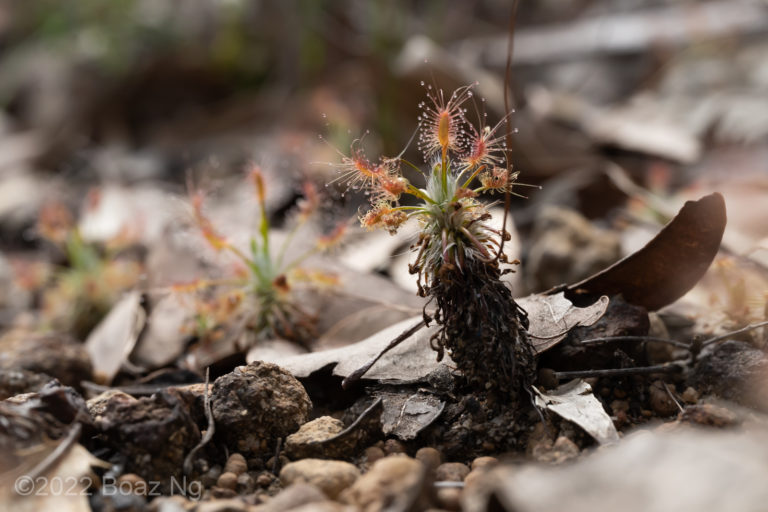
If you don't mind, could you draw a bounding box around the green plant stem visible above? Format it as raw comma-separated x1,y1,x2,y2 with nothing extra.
257,195,271,271
406,184,434,203
400,158,425,175
282,246,320,274
440,147,448,194
277,219,306,268
461,165,485,189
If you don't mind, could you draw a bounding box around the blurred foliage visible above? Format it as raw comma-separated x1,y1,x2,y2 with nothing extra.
181,169,343,346
29,201,142,339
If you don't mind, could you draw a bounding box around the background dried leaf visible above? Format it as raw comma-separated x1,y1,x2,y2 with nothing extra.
85,291,145,384
566,193,726,310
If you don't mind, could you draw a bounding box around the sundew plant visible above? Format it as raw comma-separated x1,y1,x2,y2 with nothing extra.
182,167,344,346
35,201,141,338
333,82,536,401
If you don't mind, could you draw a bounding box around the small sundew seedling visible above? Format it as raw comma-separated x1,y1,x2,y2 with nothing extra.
181,167,344,346
333,82,537,401
34,201,142,338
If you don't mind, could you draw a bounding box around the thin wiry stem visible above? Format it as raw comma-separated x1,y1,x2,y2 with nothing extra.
496,0,519,263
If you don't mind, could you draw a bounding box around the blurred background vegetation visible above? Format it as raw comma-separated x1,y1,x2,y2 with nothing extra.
1,0,767,329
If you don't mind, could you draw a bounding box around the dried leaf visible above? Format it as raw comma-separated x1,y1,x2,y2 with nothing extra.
565,193,726,311
271,316,442,381
1,442,106,512
377,391,445,441
315,305,415,350
266,292,608,382
528,87,701,163
85,291,146,383
522,294,609,354
339,219,419,274
458,1,768,65
246,339,307,364
534,379,619,445
132,293,191,369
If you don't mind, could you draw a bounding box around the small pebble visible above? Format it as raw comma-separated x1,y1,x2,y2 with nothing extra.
470,456,497,471
435,462,470,482
383,438,407,455
253,483,327,511
340,456,431,511
365,446,385,465
681,403,739,428
217,471,238,491
649,380,679,416
682,387,699,404
533,436,580,464
614,410,629,428
237,472,254,494
224,453,248,475
266,455,290,473
210,487,237,499
464,468,484,489
201,465,222,488
248,458,265,471
481,441,496,452
279,459,360,499
285,416,347,459
197,498,247,512
415,447,442,473
436,487,462,511
611,400,629,414
256,471,275,488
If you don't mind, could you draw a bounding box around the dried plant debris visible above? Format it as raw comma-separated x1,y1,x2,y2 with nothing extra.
565,193,726,310
692,340,768,412
266,315,443,382
526,293,609,354
0,330,92,389
378,391,446,441
527,87,701,163
261,292,608,384
1,440,105,512
131,293,191,369
85,290,146,384
534,379,619,445
92,390,200,491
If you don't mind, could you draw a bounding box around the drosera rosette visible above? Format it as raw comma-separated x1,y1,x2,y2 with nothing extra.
332,81,539,402
178,165,345,350
30,200,142,339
